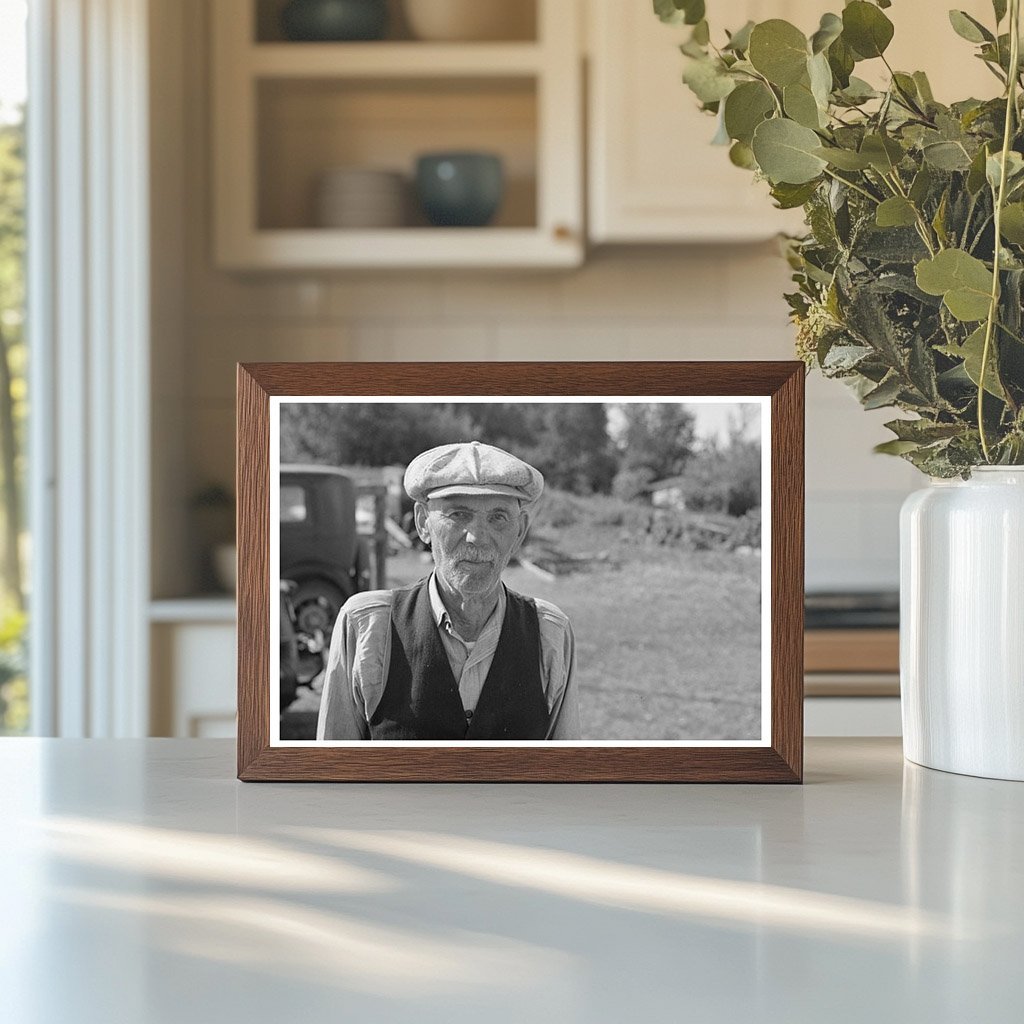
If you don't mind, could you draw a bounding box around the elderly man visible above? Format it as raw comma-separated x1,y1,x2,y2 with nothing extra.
316,441,579,741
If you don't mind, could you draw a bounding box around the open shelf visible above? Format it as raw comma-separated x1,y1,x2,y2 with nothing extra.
212,0,581,268
256,76,537,232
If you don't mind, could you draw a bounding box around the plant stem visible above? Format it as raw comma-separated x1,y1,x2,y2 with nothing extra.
884,170,939,255
979,0,1021,462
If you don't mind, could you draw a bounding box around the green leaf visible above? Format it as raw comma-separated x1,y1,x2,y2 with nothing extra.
876,197,918,228
807,51,833,109
784,80,825,129
874,439,922,455
770,180,820,209
724,20,755,53
884,418,963,443
913,71,935,104
653,0,705,26
860,133,904,173
748,20,809,87
938,325,1006,398
915,249,994,322
842,1,895,59
909,164,933,205
729,140,757,169
827,35,855,89
891,72,922,110
967,144,991,194
691,19,710,45
683,57,737,104
751,118,828,184
993,0,1008,24
923,140,973,171
836,76,879,104
723,81,775,144
986,150,1024,191
813,146,872,170
948,10,994,44
810,12,843,54
1000,203,1024,245
862,374,903,409
932,190,950,247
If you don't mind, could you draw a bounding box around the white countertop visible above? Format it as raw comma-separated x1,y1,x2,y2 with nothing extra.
1,738,1021,1023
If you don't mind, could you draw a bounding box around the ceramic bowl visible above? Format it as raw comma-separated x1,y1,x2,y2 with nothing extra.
415,152,504,227
281,0,388,42
315,168,407,228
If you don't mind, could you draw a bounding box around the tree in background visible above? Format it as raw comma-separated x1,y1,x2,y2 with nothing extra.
513,403,617,495
612,403,696,496
684,411,762,518
0,112,24,611
0,105,27,734
281,401,620,496
280,402,476,468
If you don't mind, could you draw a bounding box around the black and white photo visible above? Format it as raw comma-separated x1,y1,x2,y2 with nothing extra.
271,396,769,747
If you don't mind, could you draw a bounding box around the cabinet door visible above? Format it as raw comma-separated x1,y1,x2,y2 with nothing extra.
588,0,996,244
588,0,813,242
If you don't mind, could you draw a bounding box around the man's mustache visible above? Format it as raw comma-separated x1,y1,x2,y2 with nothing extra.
453,547,496,563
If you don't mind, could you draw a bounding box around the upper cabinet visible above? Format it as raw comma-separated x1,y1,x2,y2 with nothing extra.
211,0,584,269
587,0,815,243
211,0,1006,266
585,0,1000,245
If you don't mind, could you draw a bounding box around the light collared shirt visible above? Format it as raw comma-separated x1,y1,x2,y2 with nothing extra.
316,574,579,740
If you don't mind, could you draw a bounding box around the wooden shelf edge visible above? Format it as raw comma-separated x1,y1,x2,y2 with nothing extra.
249,42,544,78
804,628,900,674
216,227,584,270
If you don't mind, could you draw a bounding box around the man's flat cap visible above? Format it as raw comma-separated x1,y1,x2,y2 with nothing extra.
404,441,544,504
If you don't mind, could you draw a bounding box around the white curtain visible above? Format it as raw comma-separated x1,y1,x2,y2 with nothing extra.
28,0,150,736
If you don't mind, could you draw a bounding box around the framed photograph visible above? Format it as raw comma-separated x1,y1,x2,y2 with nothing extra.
237,362,803,782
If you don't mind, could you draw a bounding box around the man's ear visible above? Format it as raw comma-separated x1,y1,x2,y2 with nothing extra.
513,507,531,553
413,502,432,544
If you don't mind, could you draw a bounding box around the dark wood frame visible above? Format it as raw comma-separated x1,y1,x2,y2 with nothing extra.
237,362,804,782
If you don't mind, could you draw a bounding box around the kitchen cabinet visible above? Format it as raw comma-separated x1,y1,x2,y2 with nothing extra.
211,0,583,268
586,0,999,244
587,0,810,243
150,600,237,737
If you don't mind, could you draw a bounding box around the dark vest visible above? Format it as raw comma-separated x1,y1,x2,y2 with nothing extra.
369,578,549,740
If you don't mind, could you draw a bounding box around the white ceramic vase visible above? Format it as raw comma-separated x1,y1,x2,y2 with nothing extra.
900,467,1024,781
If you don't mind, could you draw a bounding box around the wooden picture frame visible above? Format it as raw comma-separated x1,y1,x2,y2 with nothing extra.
237,362,804,782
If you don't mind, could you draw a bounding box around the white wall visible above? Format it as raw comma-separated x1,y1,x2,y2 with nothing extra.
153,0,921,599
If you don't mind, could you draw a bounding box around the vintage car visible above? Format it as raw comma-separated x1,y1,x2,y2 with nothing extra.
279,464,371,685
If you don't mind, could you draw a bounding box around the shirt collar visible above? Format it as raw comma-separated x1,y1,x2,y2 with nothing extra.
428,572,506,635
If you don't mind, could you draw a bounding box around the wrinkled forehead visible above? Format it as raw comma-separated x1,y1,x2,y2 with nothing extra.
425,494,523,515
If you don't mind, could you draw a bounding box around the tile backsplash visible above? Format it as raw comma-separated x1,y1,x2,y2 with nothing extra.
180,246,917,593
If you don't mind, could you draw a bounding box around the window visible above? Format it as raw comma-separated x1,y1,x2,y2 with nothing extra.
280,485,308,524
0,0,27,735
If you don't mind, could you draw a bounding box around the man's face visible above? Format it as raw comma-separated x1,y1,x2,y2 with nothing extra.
415,494,529,598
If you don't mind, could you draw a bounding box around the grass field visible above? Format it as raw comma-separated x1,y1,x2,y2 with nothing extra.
387,523,763,741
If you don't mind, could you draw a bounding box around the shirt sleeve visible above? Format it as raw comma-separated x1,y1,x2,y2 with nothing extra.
316,607,371,741
534,600,580,740
547,617,580,740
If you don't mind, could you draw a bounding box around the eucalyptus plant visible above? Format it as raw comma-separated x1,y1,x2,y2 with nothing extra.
657,0,1024,476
